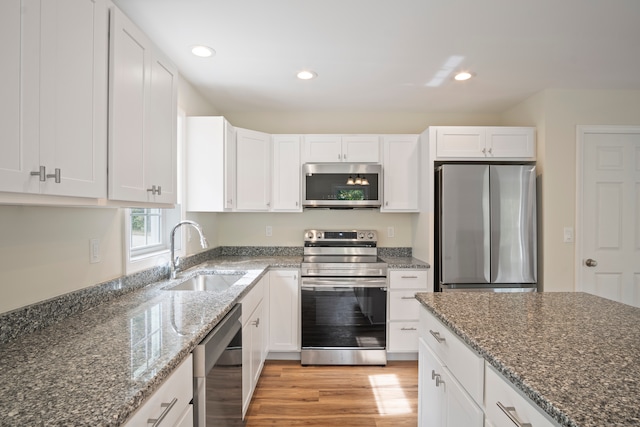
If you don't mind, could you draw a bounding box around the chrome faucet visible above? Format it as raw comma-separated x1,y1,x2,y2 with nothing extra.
170,220,209,279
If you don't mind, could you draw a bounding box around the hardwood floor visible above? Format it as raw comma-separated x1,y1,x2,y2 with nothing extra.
245,360,418,426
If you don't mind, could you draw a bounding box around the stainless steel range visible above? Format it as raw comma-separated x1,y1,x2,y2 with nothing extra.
300,229,387,365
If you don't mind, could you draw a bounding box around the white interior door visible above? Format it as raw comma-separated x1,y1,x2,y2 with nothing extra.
578,126,640,307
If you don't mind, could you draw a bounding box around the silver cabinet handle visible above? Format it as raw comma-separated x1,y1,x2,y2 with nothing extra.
46,168,61,183
343,153,346,160
401,275,418,279
429,330,446,343
147,397,177,426
31,166,46,181
156,185,161,195
252,317,260,327
585,258,598,267
487,147,493,154
400,327,417,331
496,402,532,427
147,185,159,195
401,296,416,300
338,153,341,160
482,148,487,154
431,370,444,387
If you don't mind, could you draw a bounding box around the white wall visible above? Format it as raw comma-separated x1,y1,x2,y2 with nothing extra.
217,211,414,247
0,77,218,315
502,89,640,291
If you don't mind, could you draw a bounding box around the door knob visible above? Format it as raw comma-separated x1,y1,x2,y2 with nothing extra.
585,258,598,267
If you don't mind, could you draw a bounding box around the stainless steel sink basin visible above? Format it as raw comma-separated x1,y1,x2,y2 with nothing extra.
166,272,244,292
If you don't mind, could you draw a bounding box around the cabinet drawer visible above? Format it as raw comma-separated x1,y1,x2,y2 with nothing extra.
241,278,265,325
419,308,484,406
389,290,420,320
388,270,428,289
388,321,419,352
124,355,193,427
485,364,558,427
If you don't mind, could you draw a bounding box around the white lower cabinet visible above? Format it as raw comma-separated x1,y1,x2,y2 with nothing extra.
268,269,300,352
241,277,268,417
485,363,559,427
387,270,429,354
419,306,561,427
419,307,484,426
418,339,483,427
124,355,193,427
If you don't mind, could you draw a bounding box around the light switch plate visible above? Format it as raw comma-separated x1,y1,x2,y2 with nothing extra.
266,226,272,237
387,226,395,238
90,238,101,263
563,227,574,243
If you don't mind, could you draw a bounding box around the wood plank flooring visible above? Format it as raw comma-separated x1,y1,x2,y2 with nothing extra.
245,360,418,426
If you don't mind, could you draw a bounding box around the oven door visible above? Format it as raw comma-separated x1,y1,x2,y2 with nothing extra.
300,277,387,365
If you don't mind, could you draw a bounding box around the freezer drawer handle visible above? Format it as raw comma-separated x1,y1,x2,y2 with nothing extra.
147,397,177,426
496,402,532,427
429,330,446,343
401,275,418,279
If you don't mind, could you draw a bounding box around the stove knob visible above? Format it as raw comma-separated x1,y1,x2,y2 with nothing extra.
317,232,323,239
358,232,365,239
306,231,314,239
367,232,374,239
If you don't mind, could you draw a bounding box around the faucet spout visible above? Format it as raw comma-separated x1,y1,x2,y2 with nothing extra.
170,220,209,279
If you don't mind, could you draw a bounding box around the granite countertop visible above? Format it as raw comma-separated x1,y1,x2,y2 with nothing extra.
415,292,640,427
379,256,429,269
0,256,299,427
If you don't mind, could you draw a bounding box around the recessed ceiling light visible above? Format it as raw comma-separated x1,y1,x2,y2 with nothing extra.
297,70,317,80
454,71,473,81
191,46,215,58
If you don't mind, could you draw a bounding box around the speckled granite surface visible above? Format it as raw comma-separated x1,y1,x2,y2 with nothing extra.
416,292,640,427
380,256,429,269
0,256,299,426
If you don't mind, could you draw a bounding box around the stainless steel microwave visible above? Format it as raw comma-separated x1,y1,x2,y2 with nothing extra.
303,163,382,208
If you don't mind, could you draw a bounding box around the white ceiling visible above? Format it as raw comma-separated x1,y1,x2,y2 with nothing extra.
113,0,640,114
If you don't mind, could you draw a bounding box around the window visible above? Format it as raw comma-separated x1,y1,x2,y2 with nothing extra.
130,208,164,257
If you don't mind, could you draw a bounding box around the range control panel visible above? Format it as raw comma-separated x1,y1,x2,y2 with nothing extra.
304,229,377,242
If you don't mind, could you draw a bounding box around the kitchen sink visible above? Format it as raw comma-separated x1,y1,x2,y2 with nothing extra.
166,272,245,292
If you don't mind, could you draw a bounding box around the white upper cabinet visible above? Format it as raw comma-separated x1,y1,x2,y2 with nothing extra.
236,128,272,211
108,5,177,205
186,116,236,212
0,0,108,198
381,135,419,212
303,135,380,163
272,135,302,212
435,127,535,160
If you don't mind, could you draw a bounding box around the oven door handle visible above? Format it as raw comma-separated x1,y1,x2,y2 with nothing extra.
301,278,387,288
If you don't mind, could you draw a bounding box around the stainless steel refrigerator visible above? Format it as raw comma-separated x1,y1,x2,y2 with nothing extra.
435,164,537,292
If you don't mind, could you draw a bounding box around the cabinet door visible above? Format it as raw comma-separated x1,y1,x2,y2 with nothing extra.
342,135,380,162
268,270,300,351
303,135,342,162
443,367,484,427
0,0,37,194
381,135,419,211
39,0,108,198
436,127,486,158
418,338,445,426
186,117,235,212
145,50,178,204
486,127,535,159
236,128,271,211
272,136,302,211
108,6,150,202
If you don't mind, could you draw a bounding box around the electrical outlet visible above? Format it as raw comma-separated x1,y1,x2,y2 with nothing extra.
387,226,395,238
266,226,272,237
90,238,101,264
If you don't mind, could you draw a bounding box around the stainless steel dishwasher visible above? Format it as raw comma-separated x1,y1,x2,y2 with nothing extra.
193,304,244,426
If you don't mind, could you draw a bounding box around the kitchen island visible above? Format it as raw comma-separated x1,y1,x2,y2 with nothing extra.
416,292,640,427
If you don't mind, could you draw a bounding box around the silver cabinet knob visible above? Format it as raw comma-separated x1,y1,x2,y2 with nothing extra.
585,258,598,267
46,168,61,183
31,166,46,182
